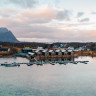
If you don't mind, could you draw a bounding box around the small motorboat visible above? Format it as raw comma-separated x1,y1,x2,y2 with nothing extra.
36,61,43,65
50,62,55,65
58,61,66,64
72,61,78,64
27,62,33,66
1,62,10,66
83,62,88,64
1,62,20,67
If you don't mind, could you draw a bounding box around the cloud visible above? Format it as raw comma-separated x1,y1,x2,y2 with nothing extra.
0,0,37,8
5,21,95,42
0,17,96,42
0,7,56,24
0,8,19,17
0,10,93,42
0,0,96,42
17,7,56,24
16,8,71,24
64,23,92,27
9,0,37,8
56,10,70,20
77,12,84,17
0,7,71,25
79,18,90,22
91,12,96,14
14,26,96,42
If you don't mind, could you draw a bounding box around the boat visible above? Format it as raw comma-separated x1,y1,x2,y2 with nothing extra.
1,62,20,67
84,61,89,62
58,61,64,64
83,62,88,64
71,61,78,64
73,62,78,64
12,62,20,66
36,61,43,65
27,62,33,66
50,62,55,65
1,62,11,66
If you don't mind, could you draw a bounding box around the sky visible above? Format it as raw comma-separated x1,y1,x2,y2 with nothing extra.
0,0,96,42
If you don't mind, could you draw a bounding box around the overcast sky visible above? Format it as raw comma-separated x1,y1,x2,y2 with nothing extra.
0,0,96,42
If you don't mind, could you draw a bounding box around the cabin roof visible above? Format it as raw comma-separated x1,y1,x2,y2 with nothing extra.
62,50,66,52
55,50,60,52
68,50,73,52
42,50,47,53
49,50,53,52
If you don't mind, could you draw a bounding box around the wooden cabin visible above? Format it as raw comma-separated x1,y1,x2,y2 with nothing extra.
55,50,61,57
48,50,55,57
67,50,73,55
42,50,48,56
61,50,67,55
34,50,39,56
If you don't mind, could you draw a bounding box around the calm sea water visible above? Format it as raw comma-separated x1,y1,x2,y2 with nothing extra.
0,56,96,96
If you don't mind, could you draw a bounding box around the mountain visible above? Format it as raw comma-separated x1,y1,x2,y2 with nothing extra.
0,27,18,42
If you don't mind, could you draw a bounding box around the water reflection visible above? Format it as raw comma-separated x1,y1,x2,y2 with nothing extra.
0,57,89,67
0,56,96,96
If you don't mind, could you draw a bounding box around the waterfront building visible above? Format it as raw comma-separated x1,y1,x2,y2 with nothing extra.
68,46,74,51
42,50,48,56
48,50,54,56
61,50,67,55
67,50,73,55
55,50,61,56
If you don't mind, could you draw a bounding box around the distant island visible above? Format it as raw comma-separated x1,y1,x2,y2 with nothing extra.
0,27,18,42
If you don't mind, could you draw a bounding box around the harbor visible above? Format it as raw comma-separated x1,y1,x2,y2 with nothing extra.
0,57,89,67
0,0,96,95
